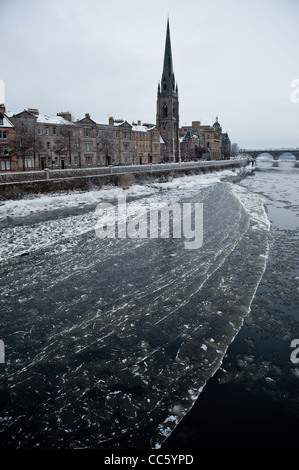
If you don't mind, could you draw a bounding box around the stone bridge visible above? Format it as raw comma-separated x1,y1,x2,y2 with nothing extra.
245,149,299,160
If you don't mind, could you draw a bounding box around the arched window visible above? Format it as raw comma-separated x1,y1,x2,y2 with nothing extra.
162,103,168,118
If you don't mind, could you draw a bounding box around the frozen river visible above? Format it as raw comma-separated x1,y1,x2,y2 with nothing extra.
164,159,299,449
0,164,293,449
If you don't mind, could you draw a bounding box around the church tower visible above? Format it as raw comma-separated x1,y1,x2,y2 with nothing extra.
156,19,180,162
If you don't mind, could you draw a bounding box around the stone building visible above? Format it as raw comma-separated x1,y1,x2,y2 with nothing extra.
37,111,77,170
180,117,228,160
0,104,16,171
96,121,119,167
77,113,98,168
131,121,161,164
108,117,161,165
9,108,77,171
2,110,162,171
221,132,231,159
180,128,204,161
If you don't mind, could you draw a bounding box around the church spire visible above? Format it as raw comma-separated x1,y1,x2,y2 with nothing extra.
160,19,177,96
156,18,180,162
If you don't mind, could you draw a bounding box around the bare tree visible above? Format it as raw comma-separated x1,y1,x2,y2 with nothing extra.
231,143,239,158
97,127,119,166
11,114,37,171
55,125,76,167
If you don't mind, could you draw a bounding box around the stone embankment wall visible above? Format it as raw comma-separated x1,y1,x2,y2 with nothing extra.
0,160,244,200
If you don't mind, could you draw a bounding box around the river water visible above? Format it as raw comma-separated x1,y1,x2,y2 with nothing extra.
0,161,298,449
164,159,299,449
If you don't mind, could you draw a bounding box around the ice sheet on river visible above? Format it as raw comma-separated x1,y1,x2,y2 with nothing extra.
0,170,271,448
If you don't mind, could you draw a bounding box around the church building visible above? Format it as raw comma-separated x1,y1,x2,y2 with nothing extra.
156,20,180,162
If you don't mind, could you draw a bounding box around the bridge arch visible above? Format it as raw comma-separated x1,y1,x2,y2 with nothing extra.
256,152,274,161
278,152,296,161
246,150,299,161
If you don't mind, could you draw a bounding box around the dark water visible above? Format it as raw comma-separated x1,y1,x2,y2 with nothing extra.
163,161,299,449
0,164,297,449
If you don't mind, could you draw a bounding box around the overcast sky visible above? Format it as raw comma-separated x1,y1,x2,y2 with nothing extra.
1,0,298,149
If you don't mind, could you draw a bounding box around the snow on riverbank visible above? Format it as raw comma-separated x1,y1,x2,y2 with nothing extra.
0,169,238,221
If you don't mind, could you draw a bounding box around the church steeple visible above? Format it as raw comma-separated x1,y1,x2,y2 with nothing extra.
159,19,177,96
156,19,180,162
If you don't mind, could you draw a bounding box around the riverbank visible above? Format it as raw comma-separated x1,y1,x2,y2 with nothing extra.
0,160,243,199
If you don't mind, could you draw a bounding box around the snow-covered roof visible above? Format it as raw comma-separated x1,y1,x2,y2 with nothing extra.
6,110,75,126
132,124,158,133
37,114,75,126
5,111,16,119
0,115,14,128
132,125,149,133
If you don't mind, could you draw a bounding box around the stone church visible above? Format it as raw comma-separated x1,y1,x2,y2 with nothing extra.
157,20,231,162
156,19,180,162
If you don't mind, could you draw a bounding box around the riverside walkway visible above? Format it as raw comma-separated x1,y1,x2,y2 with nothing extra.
0,159,246,199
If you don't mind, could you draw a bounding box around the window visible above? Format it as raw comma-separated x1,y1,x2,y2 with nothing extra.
1,160,10,170
47,142,50,149
84,128,91,137
86,156,92,165
46,127,50,135
25,157,33,168
1,131,7,139
53,127,56,135
0,131,2,139
85,143,91,152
